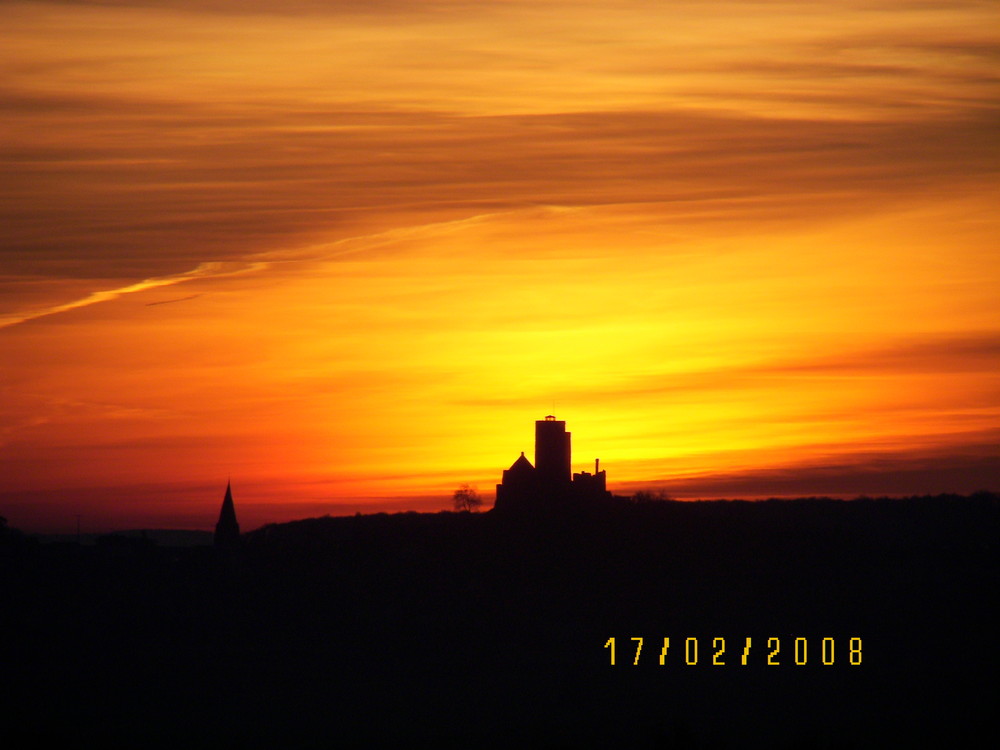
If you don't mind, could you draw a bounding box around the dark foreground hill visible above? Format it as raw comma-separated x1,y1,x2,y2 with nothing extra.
2,494,996,748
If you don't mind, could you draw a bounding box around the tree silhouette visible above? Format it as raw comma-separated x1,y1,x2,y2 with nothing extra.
453,483,482,512
631,489,672,504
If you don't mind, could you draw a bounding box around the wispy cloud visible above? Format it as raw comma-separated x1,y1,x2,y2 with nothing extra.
144,293,202,307
0,261,265,329
1,0,997,525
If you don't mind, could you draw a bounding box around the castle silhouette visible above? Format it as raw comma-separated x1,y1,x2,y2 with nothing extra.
494,416,611,512
213,417,609,528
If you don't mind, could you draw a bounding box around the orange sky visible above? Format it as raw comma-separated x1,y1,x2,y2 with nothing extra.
2,1,998,532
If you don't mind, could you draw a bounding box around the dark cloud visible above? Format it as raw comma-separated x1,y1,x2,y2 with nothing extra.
2,89,997,283
621,437,1000,499
4,0,997,290
0,0,494,18
11,0,995,14
754,334,1000,376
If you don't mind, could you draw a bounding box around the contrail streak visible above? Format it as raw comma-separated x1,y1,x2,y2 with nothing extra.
0,261,267,330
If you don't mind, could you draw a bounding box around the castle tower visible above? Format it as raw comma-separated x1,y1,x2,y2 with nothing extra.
535,415,571,487
495,416,610,514
214,479,241,549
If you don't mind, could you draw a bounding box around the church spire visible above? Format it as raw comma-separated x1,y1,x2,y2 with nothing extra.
214,479,241,549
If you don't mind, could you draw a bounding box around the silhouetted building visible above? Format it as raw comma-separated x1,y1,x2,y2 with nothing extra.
214,480,241,549
535,416,572,487
494,416,610,513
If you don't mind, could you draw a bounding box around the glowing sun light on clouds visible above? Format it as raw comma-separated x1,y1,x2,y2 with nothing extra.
1,0,997,530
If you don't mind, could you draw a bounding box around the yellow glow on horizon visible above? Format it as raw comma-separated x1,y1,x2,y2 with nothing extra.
5,195,996,509
1,1,998,530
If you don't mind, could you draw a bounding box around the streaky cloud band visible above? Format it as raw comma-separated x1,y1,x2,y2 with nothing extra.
0,260,267,329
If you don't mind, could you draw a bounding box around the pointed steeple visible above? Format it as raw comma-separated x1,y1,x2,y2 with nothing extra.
214,480,241,549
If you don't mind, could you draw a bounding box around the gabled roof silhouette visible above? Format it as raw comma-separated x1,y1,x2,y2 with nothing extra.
507,451,534,473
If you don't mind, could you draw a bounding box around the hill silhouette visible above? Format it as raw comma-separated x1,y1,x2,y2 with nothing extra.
2,493,996,747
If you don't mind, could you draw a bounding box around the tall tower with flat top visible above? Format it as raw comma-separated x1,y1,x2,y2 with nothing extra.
535,415,571,487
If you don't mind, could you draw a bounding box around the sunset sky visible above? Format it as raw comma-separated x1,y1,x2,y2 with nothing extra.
2,0,998,532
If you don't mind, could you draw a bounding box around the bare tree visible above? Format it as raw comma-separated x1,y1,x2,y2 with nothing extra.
631,489,673,504
453,483,483,512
